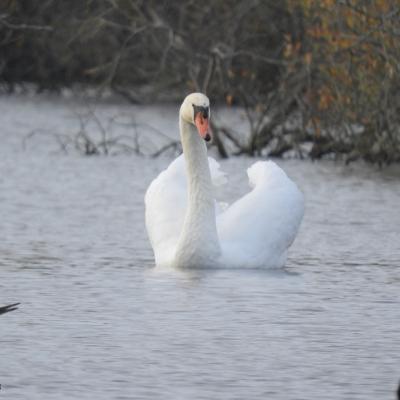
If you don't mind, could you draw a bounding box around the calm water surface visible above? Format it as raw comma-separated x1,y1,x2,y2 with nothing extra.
1,96,400,399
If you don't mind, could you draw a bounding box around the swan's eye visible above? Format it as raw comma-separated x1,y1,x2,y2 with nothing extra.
192,105,209,120
193,104,211,141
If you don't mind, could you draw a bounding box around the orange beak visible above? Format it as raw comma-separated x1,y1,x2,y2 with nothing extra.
194,113,211,142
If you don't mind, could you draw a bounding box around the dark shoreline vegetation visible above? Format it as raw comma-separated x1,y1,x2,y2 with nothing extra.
1,1,399,164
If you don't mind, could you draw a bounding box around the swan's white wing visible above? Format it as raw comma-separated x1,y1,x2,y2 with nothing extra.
217,161,304,268
145,156,187,267
145,155,226,267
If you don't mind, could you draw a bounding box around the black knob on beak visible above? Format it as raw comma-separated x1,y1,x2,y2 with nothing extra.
204,133,211,142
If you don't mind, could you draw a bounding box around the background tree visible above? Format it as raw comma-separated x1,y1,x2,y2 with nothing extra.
1,0,399,164
285,0,400,163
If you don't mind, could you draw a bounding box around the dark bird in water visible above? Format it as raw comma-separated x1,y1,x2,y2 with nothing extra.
0,303,20,315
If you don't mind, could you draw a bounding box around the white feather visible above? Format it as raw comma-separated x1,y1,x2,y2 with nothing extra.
145,93,304,268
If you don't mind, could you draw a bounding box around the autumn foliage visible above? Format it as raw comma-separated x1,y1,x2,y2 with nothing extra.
284,0,400,163
0,0,399,163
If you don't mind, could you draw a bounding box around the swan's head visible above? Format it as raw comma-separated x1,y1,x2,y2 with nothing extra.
180,93,211,142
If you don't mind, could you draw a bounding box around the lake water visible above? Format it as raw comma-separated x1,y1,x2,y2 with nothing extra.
1,95,399,400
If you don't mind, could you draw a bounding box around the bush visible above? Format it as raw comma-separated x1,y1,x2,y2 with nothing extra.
1,0,399,164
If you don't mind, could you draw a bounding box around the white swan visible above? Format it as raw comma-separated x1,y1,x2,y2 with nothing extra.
145,93,304,268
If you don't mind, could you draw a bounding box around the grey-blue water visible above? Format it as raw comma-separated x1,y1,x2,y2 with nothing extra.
1,95,399,399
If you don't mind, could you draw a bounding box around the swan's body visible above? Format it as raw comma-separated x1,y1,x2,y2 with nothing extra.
145,93,304,268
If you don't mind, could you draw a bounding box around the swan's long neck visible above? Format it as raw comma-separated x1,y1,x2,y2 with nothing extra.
174,117,221,267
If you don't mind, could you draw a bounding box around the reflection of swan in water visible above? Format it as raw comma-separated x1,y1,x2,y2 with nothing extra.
145,93,304,269
0,302,19,315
